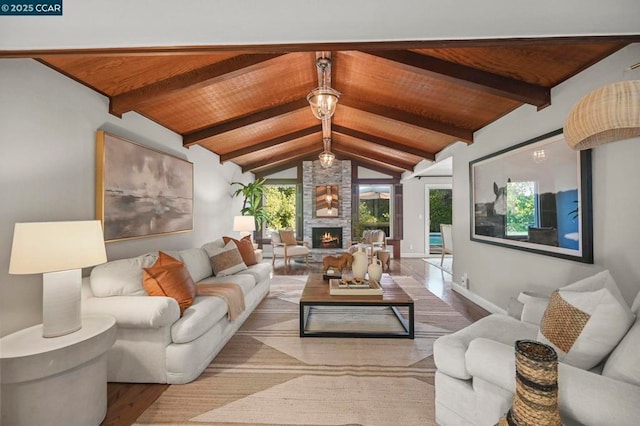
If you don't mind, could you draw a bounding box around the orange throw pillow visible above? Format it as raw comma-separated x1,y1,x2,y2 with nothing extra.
223,235,258,266
279,230,298,246
143,252,196,315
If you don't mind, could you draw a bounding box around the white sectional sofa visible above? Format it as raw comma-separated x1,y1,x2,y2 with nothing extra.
81,238,271,384
433,271,640,426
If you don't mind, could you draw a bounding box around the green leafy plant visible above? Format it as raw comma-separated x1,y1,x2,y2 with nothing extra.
231,178,271,231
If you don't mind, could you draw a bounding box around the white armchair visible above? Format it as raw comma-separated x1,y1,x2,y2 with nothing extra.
348,229,386,260
271,230,309,269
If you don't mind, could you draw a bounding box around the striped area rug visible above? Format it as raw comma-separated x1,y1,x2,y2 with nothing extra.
135,275,472,426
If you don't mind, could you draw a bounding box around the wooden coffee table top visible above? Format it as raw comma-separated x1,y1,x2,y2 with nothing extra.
300,273,413,304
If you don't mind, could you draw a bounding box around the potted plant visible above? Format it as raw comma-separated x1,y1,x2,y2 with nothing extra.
231,178,271,234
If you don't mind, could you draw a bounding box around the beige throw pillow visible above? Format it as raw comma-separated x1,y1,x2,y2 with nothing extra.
537,270,635,370
204,241,248,277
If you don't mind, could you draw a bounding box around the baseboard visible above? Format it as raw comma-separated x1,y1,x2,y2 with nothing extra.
451,282,507,315
401,252,428,258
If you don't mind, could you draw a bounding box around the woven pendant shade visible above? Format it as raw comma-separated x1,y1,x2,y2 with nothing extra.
564,80,640,150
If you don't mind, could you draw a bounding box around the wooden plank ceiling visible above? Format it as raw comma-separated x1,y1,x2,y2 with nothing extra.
36,40,629,176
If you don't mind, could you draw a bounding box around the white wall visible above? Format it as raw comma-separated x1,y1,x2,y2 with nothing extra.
1,1,638,50
0,59,251,337
452,44,640,309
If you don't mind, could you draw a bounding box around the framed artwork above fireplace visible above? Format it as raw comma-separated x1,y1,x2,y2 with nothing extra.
315,185,339,217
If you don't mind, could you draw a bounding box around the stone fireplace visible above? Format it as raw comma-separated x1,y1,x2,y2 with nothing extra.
312,227,343,249
303,160,352,261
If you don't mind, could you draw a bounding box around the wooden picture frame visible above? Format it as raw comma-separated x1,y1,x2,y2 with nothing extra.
96,131,193,242
315,185,339,217
469,129,593,263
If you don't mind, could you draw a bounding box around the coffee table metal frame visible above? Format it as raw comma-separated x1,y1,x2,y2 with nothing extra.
299,273,414,339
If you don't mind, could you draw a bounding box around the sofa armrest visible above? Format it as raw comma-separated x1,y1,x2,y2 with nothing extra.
466,338,516,392
82,295,180,328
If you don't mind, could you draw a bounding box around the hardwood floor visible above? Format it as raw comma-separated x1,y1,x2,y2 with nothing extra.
101,257,489,425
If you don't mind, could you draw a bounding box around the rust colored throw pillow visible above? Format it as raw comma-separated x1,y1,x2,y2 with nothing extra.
279,230,298,246
143,252,196,315
223,235,258,266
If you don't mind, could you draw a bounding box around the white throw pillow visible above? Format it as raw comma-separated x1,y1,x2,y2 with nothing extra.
537,270,635,370
204,241,247,277
90,252,157,297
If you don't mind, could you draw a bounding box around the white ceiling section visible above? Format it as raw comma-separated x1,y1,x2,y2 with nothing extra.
1,0,639,50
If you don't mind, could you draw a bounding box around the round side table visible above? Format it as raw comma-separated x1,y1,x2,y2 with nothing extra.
1,314,117,425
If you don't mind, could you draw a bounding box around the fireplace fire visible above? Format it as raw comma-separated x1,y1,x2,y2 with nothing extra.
312,227,343,249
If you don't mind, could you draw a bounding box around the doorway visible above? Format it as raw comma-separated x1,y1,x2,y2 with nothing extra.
424,184,452,256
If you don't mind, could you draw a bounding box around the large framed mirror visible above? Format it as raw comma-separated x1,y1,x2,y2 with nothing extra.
315,185,339,217
470,129,593,263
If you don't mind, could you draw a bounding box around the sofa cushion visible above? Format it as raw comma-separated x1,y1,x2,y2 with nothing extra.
236,262,272,284
602,318,640,386
538,271,635,370
170,295,228,344
201,238,225,253
198,273,256,296
204,241,248,277
223,236,258,266
178,248,212,282
433,314,538,380
90,252,157,297
143,252,196,315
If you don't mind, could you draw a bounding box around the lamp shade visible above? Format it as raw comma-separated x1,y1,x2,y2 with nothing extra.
319,150,335,168
233,215,256,233
9,220,107,274
564,80,640,150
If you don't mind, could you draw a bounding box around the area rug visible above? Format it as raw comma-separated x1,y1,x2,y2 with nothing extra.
424,256,453,275
135,275,471,426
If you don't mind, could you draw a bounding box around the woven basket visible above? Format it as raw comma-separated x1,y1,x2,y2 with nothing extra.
498,340,561,426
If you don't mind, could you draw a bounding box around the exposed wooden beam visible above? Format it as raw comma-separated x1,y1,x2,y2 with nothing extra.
362,49,551,109
332,125,435,160
109,53,284,117
340,97,474,143
10,36,637,58
242,147,323,173
218,125,321,163
332,146,412,172
336,153,402,179
183,98,309,146
254,155,317,177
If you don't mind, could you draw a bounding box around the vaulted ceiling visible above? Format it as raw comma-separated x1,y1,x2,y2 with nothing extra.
31,37,637,178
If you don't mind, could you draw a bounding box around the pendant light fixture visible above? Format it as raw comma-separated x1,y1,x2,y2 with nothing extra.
307,57,340,120
319,137,335,168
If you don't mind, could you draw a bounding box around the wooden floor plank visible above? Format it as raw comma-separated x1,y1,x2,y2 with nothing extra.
101,257,489,424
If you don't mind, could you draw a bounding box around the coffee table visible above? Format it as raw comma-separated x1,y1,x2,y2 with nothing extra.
299,273,414,339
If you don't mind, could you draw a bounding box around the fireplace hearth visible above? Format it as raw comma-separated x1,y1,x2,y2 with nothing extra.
312,227,343,249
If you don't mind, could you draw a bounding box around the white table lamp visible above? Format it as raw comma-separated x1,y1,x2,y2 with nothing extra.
233,215,256,239
9,220,107,337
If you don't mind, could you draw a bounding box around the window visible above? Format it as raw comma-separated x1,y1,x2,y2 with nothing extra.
262,184,297,238
505,181,537,237
357,184,391,237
